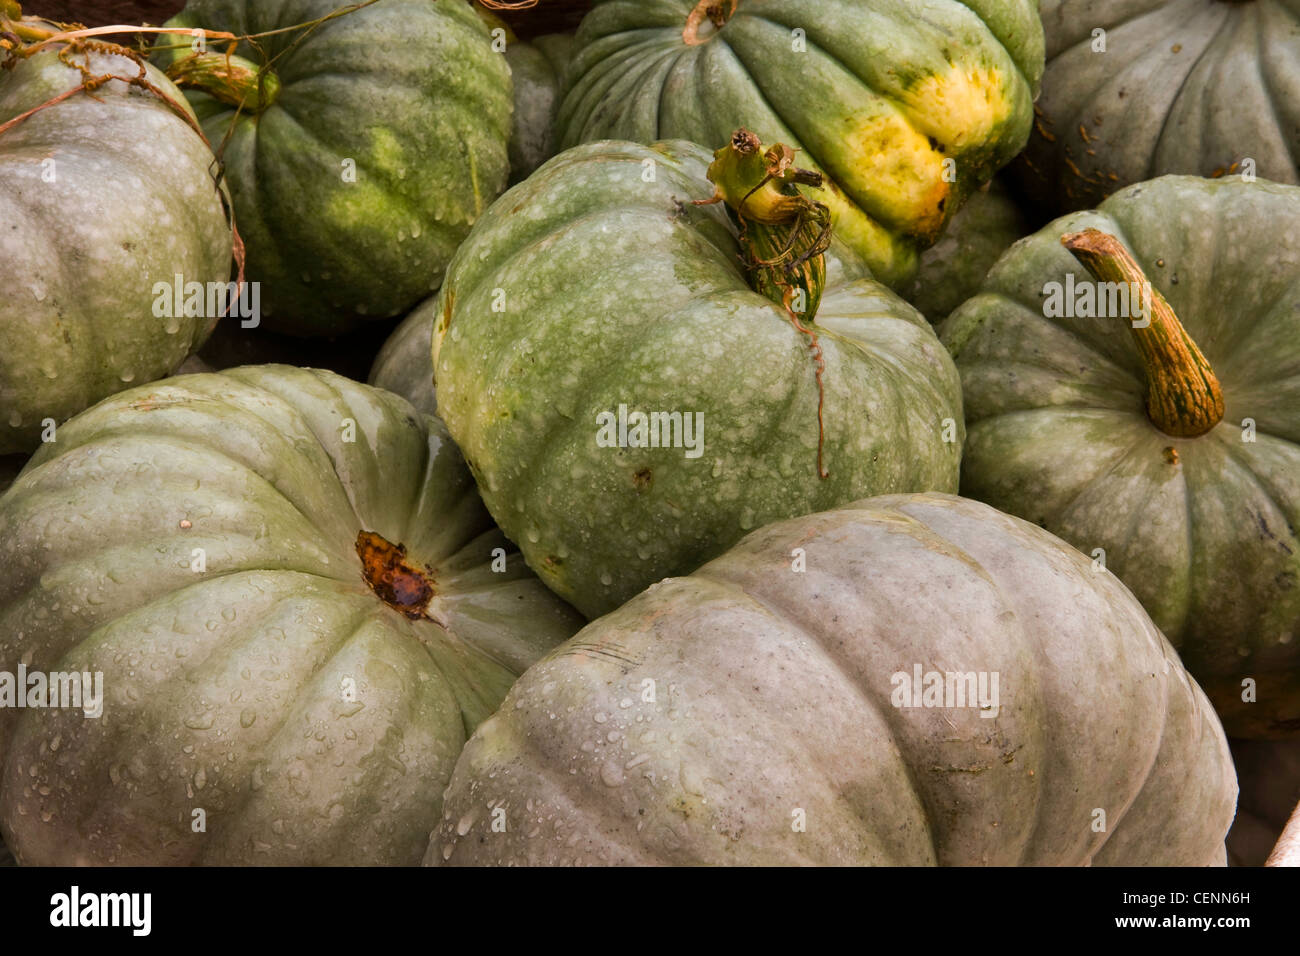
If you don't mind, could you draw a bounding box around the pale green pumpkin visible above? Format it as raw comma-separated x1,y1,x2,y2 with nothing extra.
0,366,582,865
0,37,232,455
942,175,1300,738
432,140,964,619
431,494,1236,866
1023,0,1300,213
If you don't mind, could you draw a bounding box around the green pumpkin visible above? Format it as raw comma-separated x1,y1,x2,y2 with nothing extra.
900,179,1029,324
941,175,1300,739
555,0,1044,286
1022,0,1300,213
0,37,232,455
432,140,964,619
0,366,582,865
431,494,1237,866
505,33,575,183
152,0,512,335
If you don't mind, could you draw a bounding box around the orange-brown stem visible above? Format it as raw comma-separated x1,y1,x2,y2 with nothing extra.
1061,229,1224,438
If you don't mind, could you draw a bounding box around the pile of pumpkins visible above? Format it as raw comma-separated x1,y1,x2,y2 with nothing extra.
0,0,1297,867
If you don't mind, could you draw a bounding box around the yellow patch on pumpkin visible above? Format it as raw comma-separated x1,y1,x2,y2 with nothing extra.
836,107,950,243
899,64,1011,150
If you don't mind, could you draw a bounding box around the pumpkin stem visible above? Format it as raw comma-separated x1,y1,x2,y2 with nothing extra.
683,0,738,46
1061,229,1224,438
698,129,833,477
356,530,437,621
0,5,61,47
165,50,280,114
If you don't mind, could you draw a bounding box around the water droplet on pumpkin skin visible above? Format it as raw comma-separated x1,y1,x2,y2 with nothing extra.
119,370,136,383
184,711,214,730
600,760,625,787
455,812,475,836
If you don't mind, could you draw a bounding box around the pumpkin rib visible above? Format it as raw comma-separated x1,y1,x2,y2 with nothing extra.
401,435,485,561
225,607,462,864
599,41,689,139
693,518,953,863
1252,7,1300,175
564,36,677,145
1044,0,1166,58
41,578,379,862
1213,433,1300,569
1143,10,1236,182
15,430,356,576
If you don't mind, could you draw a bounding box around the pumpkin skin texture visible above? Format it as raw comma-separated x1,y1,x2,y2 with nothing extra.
941,175,1300,739
370,308,437,418
1024,0,1300,213
432,140,964,620
429,494,1236,866
0,46,231,455
901,179,1029,324
506,33,575,183
152,0,512,335
555,0,1045,286
0,366,582,865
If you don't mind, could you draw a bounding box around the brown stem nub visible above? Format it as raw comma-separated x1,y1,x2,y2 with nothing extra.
683,0,738,45
1061,229,1224,438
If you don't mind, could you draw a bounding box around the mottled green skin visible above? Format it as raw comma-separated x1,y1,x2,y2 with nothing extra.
370,308,437,418
0,366,582,865
430,494,1236,866
433,141,964,619
557,0,1044,286
0,48,231,455
901,179,1029,324
154,0,512,335
506,33,575,184
1024,0,1300,213
941,176,1300,739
